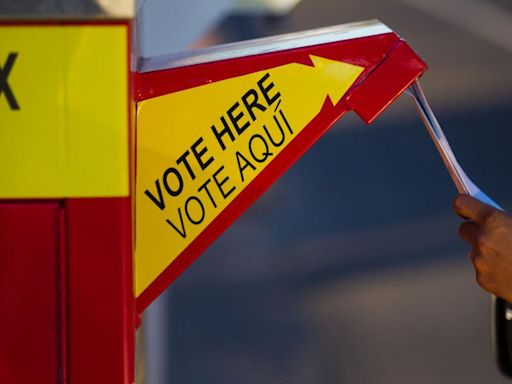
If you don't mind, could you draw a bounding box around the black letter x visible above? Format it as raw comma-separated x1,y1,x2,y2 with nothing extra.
0,53,19,110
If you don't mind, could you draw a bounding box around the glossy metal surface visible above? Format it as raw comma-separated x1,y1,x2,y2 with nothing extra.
138,20,391,72
0,202,61,384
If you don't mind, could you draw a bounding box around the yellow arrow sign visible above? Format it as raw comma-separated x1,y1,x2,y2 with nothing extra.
136,55,364,296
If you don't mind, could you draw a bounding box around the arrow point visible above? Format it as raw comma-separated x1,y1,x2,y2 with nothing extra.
309,55,364,105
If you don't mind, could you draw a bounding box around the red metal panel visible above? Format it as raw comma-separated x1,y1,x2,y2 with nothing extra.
0,202,61,384
66,197,134,384
346,41,427,123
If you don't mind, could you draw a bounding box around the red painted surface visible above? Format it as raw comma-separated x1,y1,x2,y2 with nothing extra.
134,34,427,314
346,41,427,123
66,198,134,384
135,33,399,101
0,202,61,384
0,199,135,384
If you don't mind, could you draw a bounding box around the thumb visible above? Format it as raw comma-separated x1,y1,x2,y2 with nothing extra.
453,194,498,225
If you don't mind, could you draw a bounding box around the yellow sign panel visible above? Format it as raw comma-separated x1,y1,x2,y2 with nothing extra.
0,24,129,198
136,56,363,296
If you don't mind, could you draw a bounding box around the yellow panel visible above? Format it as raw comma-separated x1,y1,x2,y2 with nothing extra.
65,26,129,197
0,24,129,198
136,56,363,296
0,26,66,196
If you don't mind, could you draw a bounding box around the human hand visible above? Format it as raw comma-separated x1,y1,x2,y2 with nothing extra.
454,194,512,302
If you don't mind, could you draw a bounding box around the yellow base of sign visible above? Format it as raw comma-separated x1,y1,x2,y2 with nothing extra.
0,24,129,198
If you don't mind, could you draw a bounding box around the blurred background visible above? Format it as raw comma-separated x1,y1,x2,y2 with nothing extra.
137,0,512,383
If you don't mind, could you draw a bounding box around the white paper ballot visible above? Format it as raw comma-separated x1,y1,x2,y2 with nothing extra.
407,81,503,211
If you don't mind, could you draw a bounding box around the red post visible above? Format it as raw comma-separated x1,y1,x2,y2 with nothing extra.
0,20,135,384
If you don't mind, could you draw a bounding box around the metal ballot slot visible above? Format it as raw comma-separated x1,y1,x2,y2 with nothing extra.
134,20,427,314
